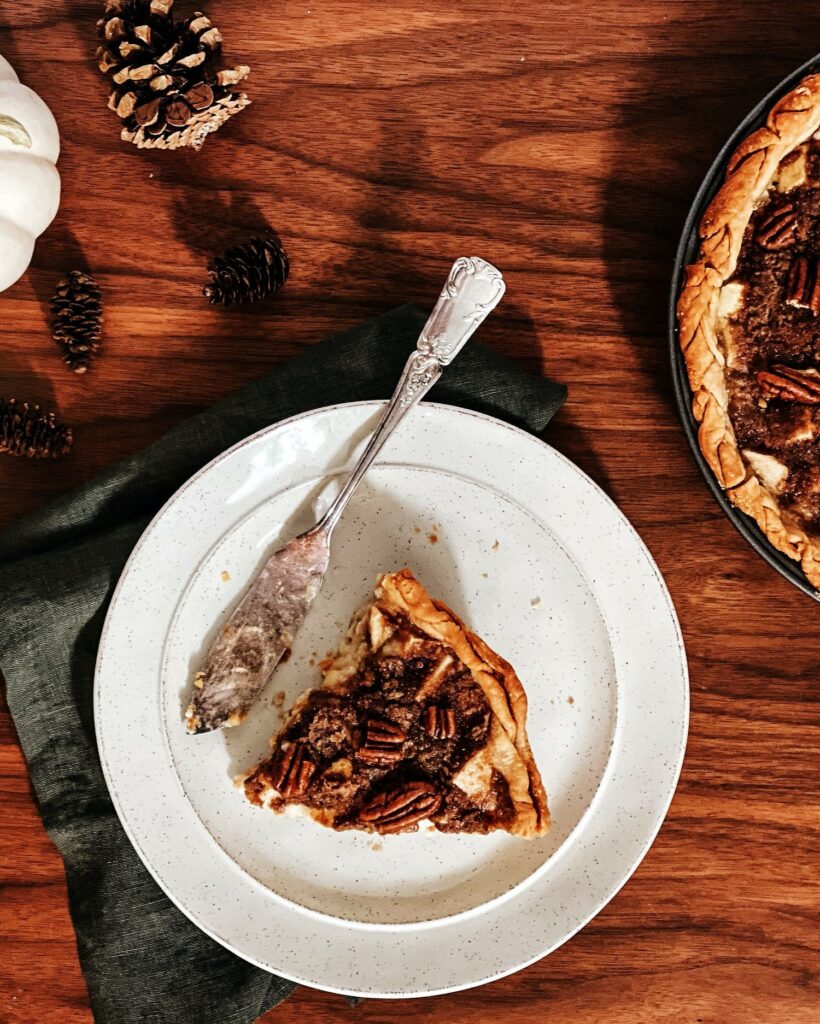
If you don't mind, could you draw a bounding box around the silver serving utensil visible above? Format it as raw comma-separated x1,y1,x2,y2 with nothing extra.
186,256,506,734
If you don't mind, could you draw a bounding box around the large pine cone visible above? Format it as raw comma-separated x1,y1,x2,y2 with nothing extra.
203,236,289,306
97,0,250,151
0,398,73,459
50,271,103,374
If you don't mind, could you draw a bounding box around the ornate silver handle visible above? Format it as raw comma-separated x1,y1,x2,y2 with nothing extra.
316,256,505,535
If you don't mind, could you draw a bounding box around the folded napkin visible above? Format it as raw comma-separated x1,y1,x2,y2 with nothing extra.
0,304,566,1024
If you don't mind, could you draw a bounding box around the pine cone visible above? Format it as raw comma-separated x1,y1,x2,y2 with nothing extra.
203,236,289,306
0,398,73,459
50,271,103,374
97,0,250,151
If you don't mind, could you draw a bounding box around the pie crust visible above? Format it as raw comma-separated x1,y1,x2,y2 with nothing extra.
244,569,550,837
677,72,820,589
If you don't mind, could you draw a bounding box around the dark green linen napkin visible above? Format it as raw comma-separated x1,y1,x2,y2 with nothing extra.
0,304,566,1024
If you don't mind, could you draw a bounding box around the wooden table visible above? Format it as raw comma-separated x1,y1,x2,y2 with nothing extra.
1,2,818,1021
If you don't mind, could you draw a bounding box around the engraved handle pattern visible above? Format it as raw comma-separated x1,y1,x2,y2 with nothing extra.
399,256,506,407
317,257,505,533
419,256,506,364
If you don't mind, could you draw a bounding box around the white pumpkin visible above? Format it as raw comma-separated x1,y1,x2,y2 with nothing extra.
0,55,61,292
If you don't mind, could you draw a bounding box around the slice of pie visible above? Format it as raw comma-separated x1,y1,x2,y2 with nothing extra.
244,569,549,837
677,72,820,588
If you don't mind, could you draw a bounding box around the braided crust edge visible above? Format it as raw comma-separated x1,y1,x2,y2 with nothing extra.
676,73,820,590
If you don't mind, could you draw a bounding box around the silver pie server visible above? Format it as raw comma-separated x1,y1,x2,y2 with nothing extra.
186,256,506,734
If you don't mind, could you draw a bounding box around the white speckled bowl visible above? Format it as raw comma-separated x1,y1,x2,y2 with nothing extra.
95,402,688,995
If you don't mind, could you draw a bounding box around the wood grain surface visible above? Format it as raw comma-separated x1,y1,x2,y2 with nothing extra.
1,2,818,1022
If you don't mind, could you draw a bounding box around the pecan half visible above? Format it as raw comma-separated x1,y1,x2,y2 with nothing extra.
757,364,820,404
356,717,406,764
357,781,442,833
470,710,492,743
269,742,315,797
785,256,820,314
423,704,456,739
755,202,797,250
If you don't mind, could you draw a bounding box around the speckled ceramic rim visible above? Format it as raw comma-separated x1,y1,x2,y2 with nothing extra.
158,465,619,932
669,52,820,603
95,401,689,998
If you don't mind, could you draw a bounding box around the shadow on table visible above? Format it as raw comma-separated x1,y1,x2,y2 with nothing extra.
337,107,612,496
158,165,276,272
545,402,614,499
307,103,545,387
0,3,25,72
0,348,58,423
29,224,90,334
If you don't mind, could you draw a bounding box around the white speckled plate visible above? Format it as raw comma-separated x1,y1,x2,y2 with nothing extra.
95,402,688,996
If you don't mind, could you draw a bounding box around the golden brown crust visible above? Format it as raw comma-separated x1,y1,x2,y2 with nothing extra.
676,72,820,590
376,569,550,837
245,570,550,837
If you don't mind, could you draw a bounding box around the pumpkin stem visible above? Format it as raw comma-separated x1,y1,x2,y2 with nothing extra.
0,115,32,148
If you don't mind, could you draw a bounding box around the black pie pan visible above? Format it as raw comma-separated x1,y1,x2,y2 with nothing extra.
669,52,820,603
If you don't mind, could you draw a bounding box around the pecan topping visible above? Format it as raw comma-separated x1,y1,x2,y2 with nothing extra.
269,742,315,797
356,717,406,764
785,256,820,314
357,781,442,833
470,711,492,742
423,704,456,739
755,202,797,250
757,364,820,404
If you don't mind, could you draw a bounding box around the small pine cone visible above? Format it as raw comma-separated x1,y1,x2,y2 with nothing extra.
203,235,289,306
0,398,73,459
50,271,103,374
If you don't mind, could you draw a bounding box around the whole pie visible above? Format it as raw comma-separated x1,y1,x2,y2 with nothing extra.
244,569,550,837
677,72,820,589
